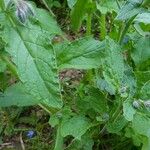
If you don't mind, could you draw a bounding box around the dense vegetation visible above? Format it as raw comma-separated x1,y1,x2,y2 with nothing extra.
0,0,150,149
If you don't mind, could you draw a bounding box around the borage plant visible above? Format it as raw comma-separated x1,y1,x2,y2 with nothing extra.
0,0,150,149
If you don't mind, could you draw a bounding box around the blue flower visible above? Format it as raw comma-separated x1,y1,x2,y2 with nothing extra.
7,0,34,24
15,0,34,24
26,130,36,139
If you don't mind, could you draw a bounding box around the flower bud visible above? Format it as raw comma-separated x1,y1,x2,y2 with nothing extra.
15,0,34,24
144,100,150,108
132,101,141,109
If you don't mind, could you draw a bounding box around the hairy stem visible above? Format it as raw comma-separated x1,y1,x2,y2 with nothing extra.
54,124,64,150
86,12,92,36
100,14,106,40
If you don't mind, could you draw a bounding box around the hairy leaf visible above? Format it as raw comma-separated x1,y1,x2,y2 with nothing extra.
132,113,150,138
135,12,150,24
0,83,38,107
107,116,128,134
56,37,105,70
116,1,145,21
101,38,125,94
61,116,91,139
77,87,108,115
3,8,63,108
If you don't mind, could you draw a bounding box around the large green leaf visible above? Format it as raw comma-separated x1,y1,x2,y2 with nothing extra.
55,37,105,70
101,38,125,94
116,0,145,21
61,115,91,140
106,115,128,134
77,87,108,115
0,83,38,107
134,12,150,24
3,8,63,108
132,113,150,138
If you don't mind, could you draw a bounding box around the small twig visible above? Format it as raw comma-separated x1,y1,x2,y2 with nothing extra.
20,132,25,150
0,143,14,150
64,139,76,150
100,125,106,135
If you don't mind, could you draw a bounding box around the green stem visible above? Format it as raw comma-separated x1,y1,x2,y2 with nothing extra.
54,124,64,150
118,16,135,44
39,103,58,114
99,14,106,40
86,13,92,36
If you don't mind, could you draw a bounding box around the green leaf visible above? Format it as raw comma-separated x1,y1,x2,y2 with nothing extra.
0,83,38,107
49,114,59,127
3,8,63,108
70,0,89,31
34,9,62,35
61,116,91,140
131,36,150,66
65,134,94,150
132,113,150,138
116,1,145,21
140,81,150,99
96,0,119,14
77,87,108,115
49,106,74,127
123,99,136,121
101,37,125,94
97,78,116,95
134,12,150,24
107,115,128,134
136,71,150,85
123,66,137,96
125,127,143,146
56,37,105,70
